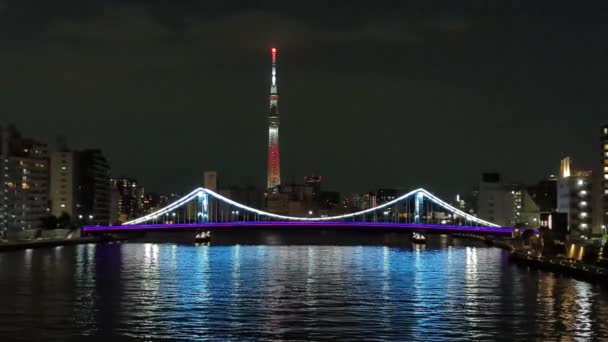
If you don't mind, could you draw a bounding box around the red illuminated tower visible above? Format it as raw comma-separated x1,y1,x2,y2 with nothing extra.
267,47,281,189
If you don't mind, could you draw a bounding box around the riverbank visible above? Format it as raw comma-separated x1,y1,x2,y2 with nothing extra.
509,250,608,283
454,234,608,285
0,237,103,252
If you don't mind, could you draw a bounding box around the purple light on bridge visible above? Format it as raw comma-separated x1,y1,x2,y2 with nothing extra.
83,221,516,234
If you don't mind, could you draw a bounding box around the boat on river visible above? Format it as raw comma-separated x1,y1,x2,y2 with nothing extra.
195,231,211,243
412,232,427,244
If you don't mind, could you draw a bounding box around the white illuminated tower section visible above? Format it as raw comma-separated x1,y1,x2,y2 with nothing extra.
267,47,281,189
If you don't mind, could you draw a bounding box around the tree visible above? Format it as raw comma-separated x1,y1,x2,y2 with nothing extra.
40,215,58,230
57,212,73,229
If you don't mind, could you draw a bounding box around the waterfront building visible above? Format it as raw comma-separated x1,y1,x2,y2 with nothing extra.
477,173,509,226
478,173,540,227
557,157,593,236
74,150,111,226
527,176,558,214
50,149,111,226
50,150,75,218
504,183,540,228
0,125,49,236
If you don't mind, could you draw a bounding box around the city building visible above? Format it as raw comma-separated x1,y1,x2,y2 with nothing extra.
266,183,314,216
477,173,508,226
601,123,608,234
453,194,466,211
377,189,398,205
204,171,218,192
477,173,540,227
527,176,558,214
317,191,341,215
557,157,593,236
540,212,569,240
50,150,75,218
504,183,540,228
350,192,378,211
267,47,281,189
110,177,144,224
0,125,49,236
74,150,111,226
304,175,322,199
219,185,264,211
142,192,171,214
50,149,111,226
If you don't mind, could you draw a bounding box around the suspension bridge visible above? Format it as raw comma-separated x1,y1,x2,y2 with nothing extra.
83,187,514,235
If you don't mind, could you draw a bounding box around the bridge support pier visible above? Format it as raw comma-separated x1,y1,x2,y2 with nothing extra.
414,191,424,224
198,191,209,223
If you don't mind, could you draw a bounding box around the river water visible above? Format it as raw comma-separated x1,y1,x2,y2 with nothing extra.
0,232,607,341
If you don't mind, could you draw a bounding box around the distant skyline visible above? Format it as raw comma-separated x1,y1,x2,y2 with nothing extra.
1,1,606,195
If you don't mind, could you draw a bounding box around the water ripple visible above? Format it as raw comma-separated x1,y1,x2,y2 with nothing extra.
0,240,607,341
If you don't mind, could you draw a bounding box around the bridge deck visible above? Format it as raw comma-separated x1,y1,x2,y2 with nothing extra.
83,221,514,234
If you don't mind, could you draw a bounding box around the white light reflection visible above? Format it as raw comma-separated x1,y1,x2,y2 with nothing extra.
464,247,480,330
573,281,593,338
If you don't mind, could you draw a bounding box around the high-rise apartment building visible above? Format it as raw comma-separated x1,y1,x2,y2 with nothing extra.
75,150,111,225
478,173,540,227
50,150,75,218
0,125,49,235
50,149,111,226
557,157,593,236
477,173,508,226
110,177,144,223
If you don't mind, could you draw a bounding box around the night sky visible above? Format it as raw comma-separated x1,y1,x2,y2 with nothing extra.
1,1,606,196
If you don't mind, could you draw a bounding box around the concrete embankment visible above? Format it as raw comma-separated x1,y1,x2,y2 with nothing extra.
0,237,100,252
509,251,608,284
454,234,607,284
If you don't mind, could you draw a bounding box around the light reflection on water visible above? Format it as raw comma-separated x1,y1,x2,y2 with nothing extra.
0,238,606,340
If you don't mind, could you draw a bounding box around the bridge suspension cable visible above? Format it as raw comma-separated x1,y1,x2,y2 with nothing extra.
123,187,500,227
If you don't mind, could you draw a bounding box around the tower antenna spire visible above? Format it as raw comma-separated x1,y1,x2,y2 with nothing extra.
267,47,281,189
